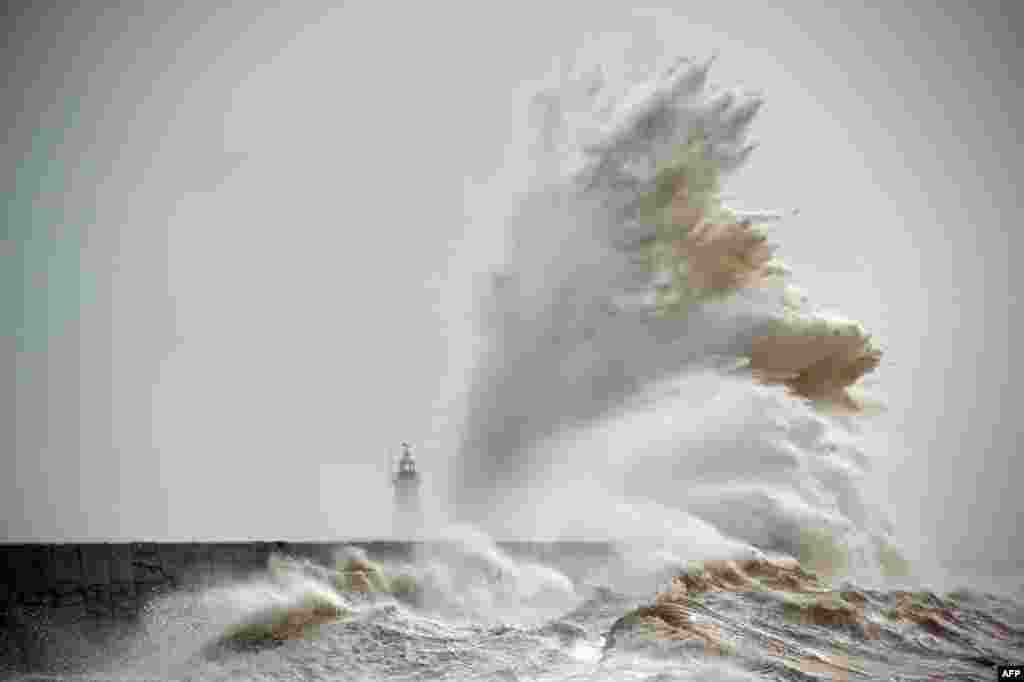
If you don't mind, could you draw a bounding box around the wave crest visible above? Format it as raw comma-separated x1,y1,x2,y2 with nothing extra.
454,50,897,582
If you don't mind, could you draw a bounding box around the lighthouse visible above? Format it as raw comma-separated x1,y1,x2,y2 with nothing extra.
391,443,421,538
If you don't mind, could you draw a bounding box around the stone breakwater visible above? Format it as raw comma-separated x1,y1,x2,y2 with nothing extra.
0,541,325,670
0,540,615,670
2,542,330,621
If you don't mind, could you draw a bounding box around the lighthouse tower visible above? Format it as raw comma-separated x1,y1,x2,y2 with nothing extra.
391,443,421,538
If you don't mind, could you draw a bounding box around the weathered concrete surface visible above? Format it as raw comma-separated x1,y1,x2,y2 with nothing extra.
0,541,282,672
0,540,618,673
1,541,619,610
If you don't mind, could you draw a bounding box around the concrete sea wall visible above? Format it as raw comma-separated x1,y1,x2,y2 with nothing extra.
0,540,617,671
0,541,306,671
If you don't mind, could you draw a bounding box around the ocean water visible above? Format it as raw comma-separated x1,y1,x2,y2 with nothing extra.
3,536,1022,681
6,49,1021,681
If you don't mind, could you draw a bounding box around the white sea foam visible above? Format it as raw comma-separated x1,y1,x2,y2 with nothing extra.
453,49,897,585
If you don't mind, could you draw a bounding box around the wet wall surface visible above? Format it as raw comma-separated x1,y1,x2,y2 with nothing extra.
0,540,617,671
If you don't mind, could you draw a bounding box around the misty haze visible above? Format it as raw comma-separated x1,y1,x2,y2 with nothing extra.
3,2,1022,679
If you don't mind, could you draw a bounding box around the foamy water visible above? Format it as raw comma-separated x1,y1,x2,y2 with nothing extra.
6,47,1020,681
453,48,895,589
4,536,1022,680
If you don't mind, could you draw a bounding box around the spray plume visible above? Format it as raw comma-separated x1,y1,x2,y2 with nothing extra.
452,50,893,583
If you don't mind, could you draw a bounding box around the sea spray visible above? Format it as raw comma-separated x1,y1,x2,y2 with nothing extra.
408,525,581,627
59,561,354,679
453,51,898,585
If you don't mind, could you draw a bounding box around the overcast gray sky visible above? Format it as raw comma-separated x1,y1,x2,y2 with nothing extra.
4,2,1020,565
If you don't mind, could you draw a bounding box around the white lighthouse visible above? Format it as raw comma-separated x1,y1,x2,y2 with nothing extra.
391,443,421,538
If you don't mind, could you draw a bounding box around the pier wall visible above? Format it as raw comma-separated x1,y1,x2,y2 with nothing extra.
0,540,618,670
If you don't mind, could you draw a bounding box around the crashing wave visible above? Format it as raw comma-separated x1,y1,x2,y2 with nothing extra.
544,55,883,409
455,52,897,582
602,555,1018,677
